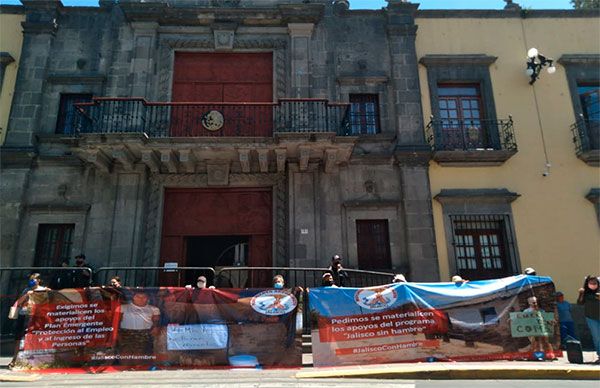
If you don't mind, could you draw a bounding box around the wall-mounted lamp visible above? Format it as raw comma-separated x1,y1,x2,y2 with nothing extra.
526,48,556,85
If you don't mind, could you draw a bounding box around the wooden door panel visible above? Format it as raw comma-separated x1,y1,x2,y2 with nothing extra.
356,220,392,270
160,189,272,268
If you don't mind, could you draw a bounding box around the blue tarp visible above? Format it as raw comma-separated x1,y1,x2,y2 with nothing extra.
309,275,552,317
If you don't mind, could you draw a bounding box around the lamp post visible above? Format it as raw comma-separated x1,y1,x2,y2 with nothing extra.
526,48,556,85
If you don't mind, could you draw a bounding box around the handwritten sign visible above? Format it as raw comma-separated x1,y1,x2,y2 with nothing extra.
509,311,555,338
167,324,228,350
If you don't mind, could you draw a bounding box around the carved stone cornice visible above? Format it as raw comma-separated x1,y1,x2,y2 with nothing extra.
21,20,58,35
162,37,286,49
0,52,15,66
336,76,389,86
394,144,432,166
558,54,600,67
46,73,106,85
120,2,324,26
434,188,521,204
419,54,498,67
25,203,91,213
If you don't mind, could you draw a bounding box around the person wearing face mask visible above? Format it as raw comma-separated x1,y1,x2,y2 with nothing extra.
577,275,600,364
273,275,285,289
185,275,215,289
321,272,338,287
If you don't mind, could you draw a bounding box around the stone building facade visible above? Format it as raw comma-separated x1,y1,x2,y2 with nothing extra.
1,0,439,282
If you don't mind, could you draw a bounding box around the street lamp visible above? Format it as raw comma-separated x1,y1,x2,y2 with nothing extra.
526,48,556,85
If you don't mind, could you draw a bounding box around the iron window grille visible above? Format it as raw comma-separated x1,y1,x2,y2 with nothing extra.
449,214,518,280
56,93,93,135
34,224,75,267
349,94,381,135
572,84,600,153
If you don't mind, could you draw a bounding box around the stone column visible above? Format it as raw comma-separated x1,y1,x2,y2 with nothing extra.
130,22,158,98
288,23,314,98
397,159,439,282
4,2,59,147
288,164,320,268
385,1,424,145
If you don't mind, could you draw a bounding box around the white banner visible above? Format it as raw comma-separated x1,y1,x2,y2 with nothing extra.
167,324,228,350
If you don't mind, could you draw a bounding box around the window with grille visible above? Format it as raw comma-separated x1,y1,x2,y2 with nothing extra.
437,84,489,149
578,83,600,150
349,94,380,135
34,224,75,267
450,215,516,280
55,93,93,135
578,84,599,122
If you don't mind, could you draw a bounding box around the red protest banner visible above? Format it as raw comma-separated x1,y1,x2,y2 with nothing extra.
11,287,302,371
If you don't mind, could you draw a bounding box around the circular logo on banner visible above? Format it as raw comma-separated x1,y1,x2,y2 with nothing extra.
201,110,224,131
250,290,298,316
354,285,398,310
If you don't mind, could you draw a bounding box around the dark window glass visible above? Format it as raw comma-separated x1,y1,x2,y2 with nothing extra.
450,215,515,280
55,93,93,134
578,84,600,121
356,219,392,270
34,224,75,267
349,94,380,135
437,84,490,149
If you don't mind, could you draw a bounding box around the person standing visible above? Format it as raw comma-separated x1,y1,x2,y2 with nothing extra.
50,258,77,289
523,296,555,358
73,254,93,288
577,275,600,364
555,291,578,348
327,255,349,287
8,274,50,368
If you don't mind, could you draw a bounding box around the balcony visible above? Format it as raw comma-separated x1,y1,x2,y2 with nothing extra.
64,98,357,175
73,98,351,138
571,118,600,166
425,118,517,166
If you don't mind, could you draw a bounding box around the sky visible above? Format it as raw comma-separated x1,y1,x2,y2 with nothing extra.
0,0,576,9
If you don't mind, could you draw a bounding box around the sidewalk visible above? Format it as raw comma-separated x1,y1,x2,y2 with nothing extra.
296,352,600,380
0,353,599,382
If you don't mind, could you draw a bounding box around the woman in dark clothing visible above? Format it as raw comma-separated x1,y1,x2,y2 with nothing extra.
577,275,600,364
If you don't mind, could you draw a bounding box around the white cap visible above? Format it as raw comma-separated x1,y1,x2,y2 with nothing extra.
451,275,464,283
393,274,406,283
524,267,536,275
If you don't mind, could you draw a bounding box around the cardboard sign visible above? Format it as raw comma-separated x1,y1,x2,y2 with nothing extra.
509,311,555,337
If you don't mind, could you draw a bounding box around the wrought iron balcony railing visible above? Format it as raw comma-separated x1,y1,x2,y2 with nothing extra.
571,118,600,156
72,98,351,137
425,117,517,152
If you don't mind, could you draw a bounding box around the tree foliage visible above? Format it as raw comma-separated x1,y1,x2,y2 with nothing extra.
571,0,600,9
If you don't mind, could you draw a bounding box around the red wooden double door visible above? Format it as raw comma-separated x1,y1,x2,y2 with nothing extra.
160,188,273,270
171,52,273,137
